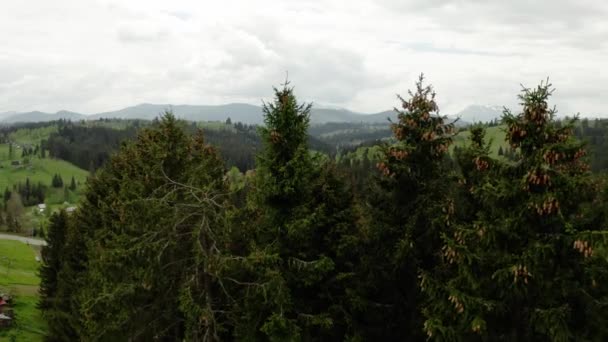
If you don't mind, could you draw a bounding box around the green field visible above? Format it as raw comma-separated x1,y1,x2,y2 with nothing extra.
8,126,58,146
1,124,89,205
0,142,88,233
0,156,88,193
337,125,510,165
0,240,45,341
453,125,508,156
0,142,88,198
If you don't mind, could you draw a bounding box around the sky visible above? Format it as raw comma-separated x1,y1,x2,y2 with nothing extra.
0,0,607,116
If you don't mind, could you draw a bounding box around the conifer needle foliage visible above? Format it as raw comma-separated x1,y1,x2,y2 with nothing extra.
36,79,608,342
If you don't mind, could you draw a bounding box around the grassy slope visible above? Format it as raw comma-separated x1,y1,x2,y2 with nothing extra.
0,132,89,233
8,126,58,146
0,240,45,341
0,155,89,194
2,124,91,197
453,125,508,157
340,125,509,164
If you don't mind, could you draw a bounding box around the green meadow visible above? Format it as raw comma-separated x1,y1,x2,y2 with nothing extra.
453,125,508,156
0,155,88,194
0,239,45,341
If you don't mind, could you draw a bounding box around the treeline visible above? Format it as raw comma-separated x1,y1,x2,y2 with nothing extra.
40,119,333,172
0,174,80,234
197,122,261,171
38,78,608,341
308,122,392,148
45,123,140,171
574,118,608,172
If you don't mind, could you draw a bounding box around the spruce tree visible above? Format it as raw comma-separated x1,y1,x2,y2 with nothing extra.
422,81,608,340
38,210,70,339
5,192,24,233
239,83,360,340
76,113,232,340
3,187,10,205
63,185,70,202
69,176,76,191
358,75,455,340
51,174,64,188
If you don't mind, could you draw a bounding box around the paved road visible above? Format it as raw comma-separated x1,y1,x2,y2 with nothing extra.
0,233,47,246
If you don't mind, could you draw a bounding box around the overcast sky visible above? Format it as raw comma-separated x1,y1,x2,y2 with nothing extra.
1,0,607,116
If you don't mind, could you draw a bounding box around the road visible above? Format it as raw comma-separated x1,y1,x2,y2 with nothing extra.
0,233,47,246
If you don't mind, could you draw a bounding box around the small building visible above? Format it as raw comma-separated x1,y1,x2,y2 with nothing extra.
10,160,20,166
66,206,77,213
38,203,47,213
0,298,8,315
0,293,13,328
0,313,12,328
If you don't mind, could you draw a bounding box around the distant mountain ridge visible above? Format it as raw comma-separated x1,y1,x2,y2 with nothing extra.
454,105,504,123
1,103,471,125
1,103,401,125
1,110,86,123
0,111,18,120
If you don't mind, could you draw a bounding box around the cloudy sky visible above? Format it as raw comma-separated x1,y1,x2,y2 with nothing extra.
1,0,607,116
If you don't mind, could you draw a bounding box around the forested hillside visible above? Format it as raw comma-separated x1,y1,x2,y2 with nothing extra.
32,77,608,341
574,118,608,172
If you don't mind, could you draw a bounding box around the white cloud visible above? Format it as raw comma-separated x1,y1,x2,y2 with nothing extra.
0,0,606,116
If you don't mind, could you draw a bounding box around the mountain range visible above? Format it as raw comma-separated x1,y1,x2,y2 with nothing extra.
0,103,506,125
454,105,504,123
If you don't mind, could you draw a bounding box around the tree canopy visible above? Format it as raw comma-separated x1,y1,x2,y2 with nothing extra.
37,79,608,341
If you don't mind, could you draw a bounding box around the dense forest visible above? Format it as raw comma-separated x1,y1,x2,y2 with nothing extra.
5,113,608,175
45,123,140,171
573,118,608,172
35,77,608,341
25,118,333,172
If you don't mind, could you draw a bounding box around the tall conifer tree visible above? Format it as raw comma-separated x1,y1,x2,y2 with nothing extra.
75,113,231,340
239,83,360,340
38,210,73,340
354,75,455,339
422,81,608,340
